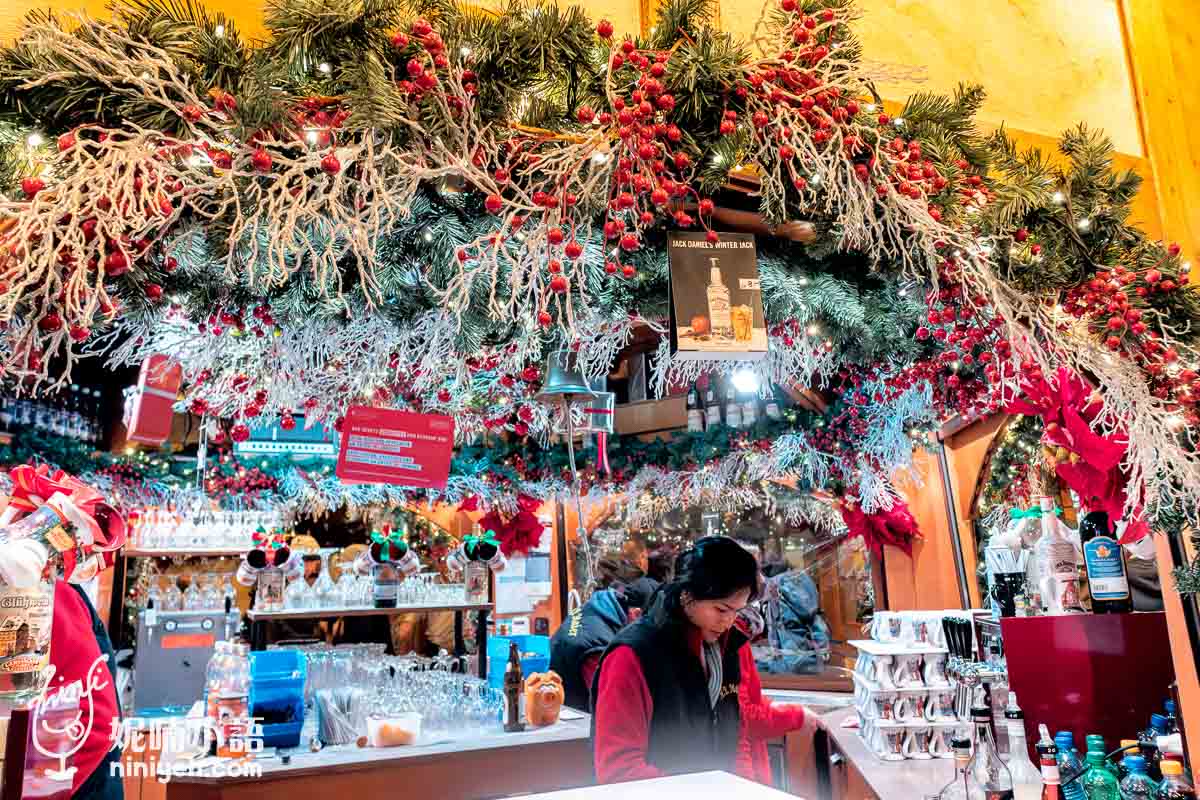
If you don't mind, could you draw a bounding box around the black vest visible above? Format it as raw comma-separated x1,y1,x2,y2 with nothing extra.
550,600,624,711
590,614,743,777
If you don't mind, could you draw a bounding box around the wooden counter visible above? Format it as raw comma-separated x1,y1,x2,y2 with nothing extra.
812,707,955,800
143,716,593,800
514,771,793,800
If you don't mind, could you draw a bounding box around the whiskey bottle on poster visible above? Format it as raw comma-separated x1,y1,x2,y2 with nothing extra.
503,641,526,733
706,258,732,339
724,379,742,429
686,382,705,433
704,376,722,429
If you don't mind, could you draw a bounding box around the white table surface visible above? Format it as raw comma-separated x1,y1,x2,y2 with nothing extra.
511,771,794,800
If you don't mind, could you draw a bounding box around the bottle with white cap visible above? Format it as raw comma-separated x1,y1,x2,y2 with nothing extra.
706,257,732,340
1004,692,1042,800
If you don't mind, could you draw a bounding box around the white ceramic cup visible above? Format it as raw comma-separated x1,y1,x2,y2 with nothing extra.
925,690,957,723
928,727,955,759
892,654,924,688
868,691,897,721
923,653,949,687
895,692,925,723
903,726,933,760
872,612,905,643
879,726,906,761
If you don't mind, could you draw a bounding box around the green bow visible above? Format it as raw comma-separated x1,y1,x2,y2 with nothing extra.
1010,506,1062,520
370,529,408,562
464,531,500,559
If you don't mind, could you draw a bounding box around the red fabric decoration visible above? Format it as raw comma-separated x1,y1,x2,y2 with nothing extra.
475,498,546,557
1006,367,1146,542
839,498,921,560
457,495,480,512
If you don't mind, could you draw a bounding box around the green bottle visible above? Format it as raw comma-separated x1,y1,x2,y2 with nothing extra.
1084,735,1119,778
1081,751,1120,800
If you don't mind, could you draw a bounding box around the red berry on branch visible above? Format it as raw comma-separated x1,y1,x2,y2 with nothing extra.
548,259,562,274
38,313,63,332
1145,269,1162,283
565,241,583,259
620,233,640,251
719,120,736,136
597,19,614,38
1168,242,1182,257
781,0,796,10
1105,336,1121,351
181,104,203,122
485,194,503,214
752,111,769,128
68,324,90,342
622,264,637,278
391,31,410,48
706,230,720,244
105,250,129,276
251,148,272,172
1014,228,1029,243
411,17,432,36
145,283,164,301
621,38,635,54
550,275,569,293
437,389,451,403
1030,244,1042,256
605,261,619,274
231,423,251,442
58,131,76,151
547,227,564,245
577,106,595,124
320,153,341,174
21,177,45,199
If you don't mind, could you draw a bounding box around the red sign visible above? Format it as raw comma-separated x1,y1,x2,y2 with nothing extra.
335,406,455,490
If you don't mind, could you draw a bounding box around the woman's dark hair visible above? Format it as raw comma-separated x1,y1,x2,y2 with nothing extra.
649,536,760,622
645,548,675,584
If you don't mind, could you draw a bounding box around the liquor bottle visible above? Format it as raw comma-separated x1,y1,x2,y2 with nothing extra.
938,736,986,800
1157,760,1196,800
686,382,704,433
372,560,399,608
503,640,525,733
1079,511,1131,613
1080,751,1120,800
704,376,722,429
1119,756,1158,800
741,388,759,427
764,385,783,421
724,380,742,429
970,706,1014,799
1037,737,1063,800
706,258,732,339
1004,693,1042,800
1036,498,1081,614
1053,732,1087,800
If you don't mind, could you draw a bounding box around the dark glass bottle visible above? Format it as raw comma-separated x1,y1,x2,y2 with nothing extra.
503,641,525,733
686,382,704,433
703,376,722,429
1079,511,1132,613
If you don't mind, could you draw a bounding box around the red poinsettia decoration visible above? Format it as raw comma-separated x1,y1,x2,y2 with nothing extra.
1007,366,1147,541
838,495,922,560
477,494,546,556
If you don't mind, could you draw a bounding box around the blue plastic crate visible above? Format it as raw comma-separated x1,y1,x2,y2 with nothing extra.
487,634,550,689
249,649,306,748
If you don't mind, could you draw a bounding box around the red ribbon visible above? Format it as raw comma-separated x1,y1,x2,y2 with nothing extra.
478,496,546,557
839,498,922,561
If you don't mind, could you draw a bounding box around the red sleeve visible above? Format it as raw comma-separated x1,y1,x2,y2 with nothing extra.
593,645,664,784
581,653,600,700
737,646,806,739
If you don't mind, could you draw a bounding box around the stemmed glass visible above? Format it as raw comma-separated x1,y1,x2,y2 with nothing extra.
284,575,314,609
314,548,339,608
200,573,221,610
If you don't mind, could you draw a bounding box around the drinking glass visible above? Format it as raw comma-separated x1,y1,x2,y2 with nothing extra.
161,576,183,611
285,576,312,609
314,549,339,608
182,575,202,610
200,573,221,610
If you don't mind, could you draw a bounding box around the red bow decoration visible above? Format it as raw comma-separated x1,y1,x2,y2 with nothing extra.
838,497,922,560
2,463,127,579
477,494,546,557
457,495,480,512
1006,367,1147,542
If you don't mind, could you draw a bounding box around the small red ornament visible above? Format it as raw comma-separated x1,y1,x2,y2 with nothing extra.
1014,228,1029,243
547,227,564,245
437,389,452,403
698,198,715,216
105,251,129,276
321,153,341,174
21,177,45,199
68,324,90,342
622,264,637,278
1145,269,1162,284
57,131,76,151
706,230,720,244
538,310,553,326
38,313,63,332
550,275,569,293
577,106,595,124
391,31,410,48
564,241,583,259
620,233,640,251
605,261,619,274
597,19,614,38
145,283,164,301
231,423,251,443
251,148,272,172
548,259,562,274
485,194,503,214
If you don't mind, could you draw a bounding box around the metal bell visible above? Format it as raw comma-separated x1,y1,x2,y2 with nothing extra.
535,349,597,403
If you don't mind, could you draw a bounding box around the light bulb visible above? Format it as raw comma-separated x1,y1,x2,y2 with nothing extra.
214,23,225,37
25,132,44,148
1076,217,1091,231
317,62,332,75
731,369,759,393
806,324,819,336
1051,191,1065,205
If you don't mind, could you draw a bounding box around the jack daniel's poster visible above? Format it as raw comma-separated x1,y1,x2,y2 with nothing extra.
667,232,768,360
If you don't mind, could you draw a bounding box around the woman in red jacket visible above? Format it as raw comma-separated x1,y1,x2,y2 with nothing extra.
591,537,807,784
